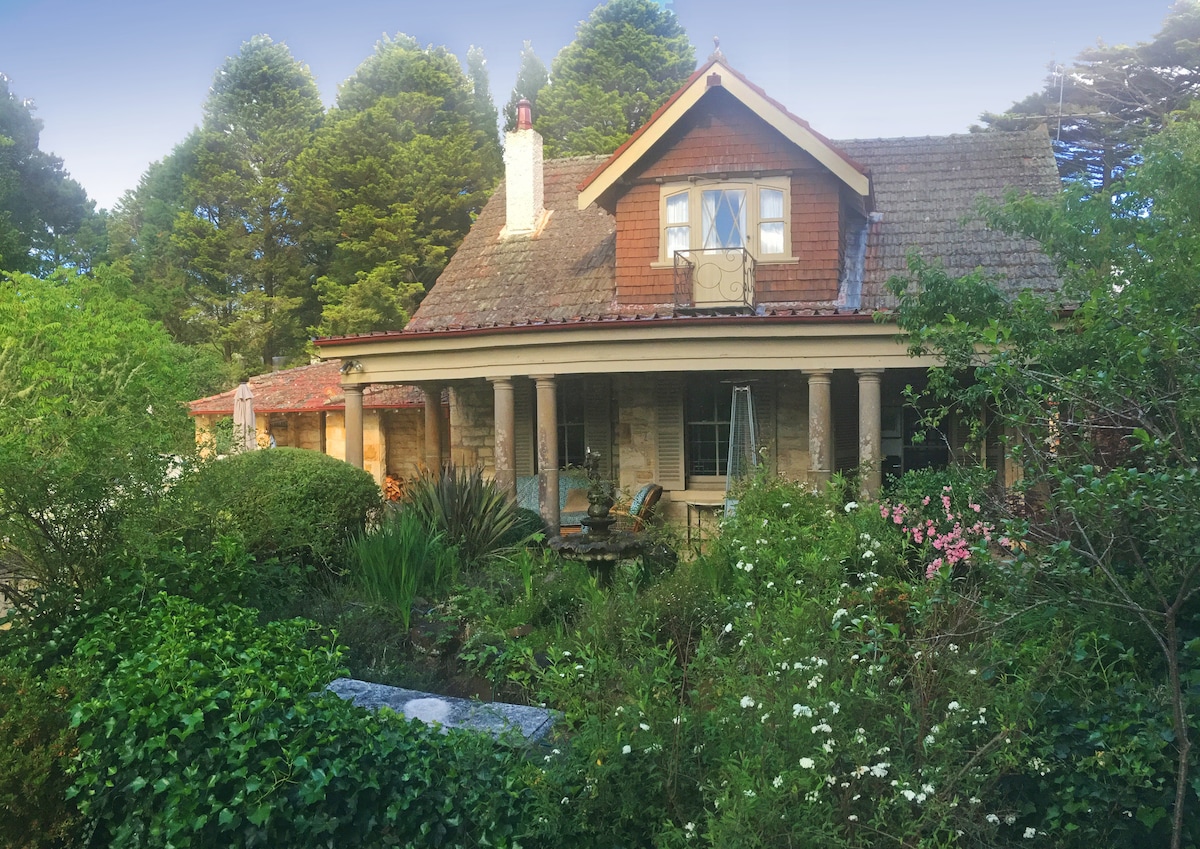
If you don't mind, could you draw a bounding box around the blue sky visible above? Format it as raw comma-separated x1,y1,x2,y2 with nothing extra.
0,0,1168,210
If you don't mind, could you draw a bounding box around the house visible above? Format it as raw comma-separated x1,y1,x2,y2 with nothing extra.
188,359,448,487
313,55,1060,529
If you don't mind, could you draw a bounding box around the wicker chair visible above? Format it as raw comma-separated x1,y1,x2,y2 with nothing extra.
615,483,664,532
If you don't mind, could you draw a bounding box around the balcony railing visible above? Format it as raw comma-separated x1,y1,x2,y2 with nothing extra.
673,247,756,311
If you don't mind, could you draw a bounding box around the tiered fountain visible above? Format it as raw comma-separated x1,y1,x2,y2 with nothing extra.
548,448,644,586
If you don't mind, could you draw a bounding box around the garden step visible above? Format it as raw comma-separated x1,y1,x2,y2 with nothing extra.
327,677,557,743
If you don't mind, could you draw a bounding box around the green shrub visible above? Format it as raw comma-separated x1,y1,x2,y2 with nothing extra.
353,509,459,630
404,465,520,568
497,506,548,548
0,654,87,849
168,448,382,573
69,593,533,848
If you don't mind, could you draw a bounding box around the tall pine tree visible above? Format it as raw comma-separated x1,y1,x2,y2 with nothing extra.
292,35,501,338
503,41,549,132
976,1,1200,187
170,35,324,364
534,0,694,157
0,75,98,275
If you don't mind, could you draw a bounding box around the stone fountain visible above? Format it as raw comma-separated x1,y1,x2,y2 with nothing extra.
548,448,644,586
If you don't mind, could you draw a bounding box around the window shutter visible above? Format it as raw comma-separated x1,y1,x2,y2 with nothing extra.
754,376,777,476
514,378,535,477
655,374,685,490
833,377,858,474
584,376,613,478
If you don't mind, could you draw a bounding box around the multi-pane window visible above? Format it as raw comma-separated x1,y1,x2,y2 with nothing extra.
661,178,790,262
685,377,733,478
557,381,587,469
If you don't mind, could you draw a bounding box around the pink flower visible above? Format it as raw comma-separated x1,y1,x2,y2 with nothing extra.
922,496,931,506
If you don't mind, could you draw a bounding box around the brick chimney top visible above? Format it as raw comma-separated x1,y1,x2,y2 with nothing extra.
517,98,533,131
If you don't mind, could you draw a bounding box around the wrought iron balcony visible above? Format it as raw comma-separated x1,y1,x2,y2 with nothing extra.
673,247,756,311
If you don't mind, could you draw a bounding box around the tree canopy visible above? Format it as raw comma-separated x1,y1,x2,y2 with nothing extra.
976,0,1200,187
291,34,501,338
503,41,549,132
168,35,324,365
891,109,1200,849
0,268,220,602
533,0,695,157
0,75,100,275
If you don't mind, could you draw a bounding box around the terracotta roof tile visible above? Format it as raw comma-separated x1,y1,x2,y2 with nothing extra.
188,359,427,416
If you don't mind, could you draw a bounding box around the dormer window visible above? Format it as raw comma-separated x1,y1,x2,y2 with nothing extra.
659,177,793,265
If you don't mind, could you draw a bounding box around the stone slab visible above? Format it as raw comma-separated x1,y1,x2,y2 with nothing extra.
327,678,557,743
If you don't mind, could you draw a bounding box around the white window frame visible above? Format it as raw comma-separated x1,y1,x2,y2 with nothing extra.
656,176,796,266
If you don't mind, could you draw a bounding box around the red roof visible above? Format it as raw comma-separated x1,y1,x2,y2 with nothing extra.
188,359,428,416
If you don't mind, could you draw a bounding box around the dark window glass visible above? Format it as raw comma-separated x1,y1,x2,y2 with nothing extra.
685,377,732,477
558,381,587,469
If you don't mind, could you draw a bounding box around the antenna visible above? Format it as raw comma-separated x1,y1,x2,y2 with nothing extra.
1054,62,1065,142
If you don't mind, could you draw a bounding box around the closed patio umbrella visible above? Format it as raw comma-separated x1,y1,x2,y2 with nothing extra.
232,380,257,452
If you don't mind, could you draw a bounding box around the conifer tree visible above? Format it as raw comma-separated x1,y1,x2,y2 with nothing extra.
292,35,501,338
503,41,549,132
976,0,1200,187
534,0,694,157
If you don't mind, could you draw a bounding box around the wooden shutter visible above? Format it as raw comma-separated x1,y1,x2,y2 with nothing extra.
584,376,613,477
832,373,858,474
513,378,535,477
655,374,685,490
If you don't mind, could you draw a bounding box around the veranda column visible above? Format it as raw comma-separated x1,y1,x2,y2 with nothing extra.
421,384,443,472
806,369,833,489
490,377,517,503
344,384,365,469
532,374,559,531
857,369,884,498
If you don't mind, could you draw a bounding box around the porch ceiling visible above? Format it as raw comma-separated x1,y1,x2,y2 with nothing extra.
319,318,940,386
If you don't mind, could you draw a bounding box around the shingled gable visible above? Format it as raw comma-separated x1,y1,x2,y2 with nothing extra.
577,58,870,213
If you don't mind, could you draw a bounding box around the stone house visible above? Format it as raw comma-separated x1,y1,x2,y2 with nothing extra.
188,359,448,488
313,56,1060,529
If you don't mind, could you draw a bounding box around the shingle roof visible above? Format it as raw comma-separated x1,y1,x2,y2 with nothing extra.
399,129,1060,335
405,156,616,333
188,359,426,416
837,130,1061,310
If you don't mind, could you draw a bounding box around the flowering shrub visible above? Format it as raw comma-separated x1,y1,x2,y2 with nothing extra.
880,483,995,578
520,472,1059,848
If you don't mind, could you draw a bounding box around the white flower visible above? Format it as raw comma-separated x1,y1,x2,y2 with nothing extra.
844,501,858,512
744,789,756,798
808,673,823,689
985,813,1000,824
798,757,815,769
870,762,889,778
947,700,961,712
822,740,835,753
561,796,570,805
673,716,682,725
848,814,858,822
772,775,784,789
781,502,791,508
1024,827,1037,839
810,723,833,734
639,722,650,731
724,622,733,633
902,789,916,801
1005,814,1017,825
740,696,756,709
793,703,813,718
684,822,696,836
622,745,632,755
826,701,841,714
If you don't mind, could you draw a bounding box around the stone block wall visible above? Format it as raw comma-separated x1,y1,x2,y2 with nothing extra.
384,408,425,480
449,380,495,473
774,373,812,482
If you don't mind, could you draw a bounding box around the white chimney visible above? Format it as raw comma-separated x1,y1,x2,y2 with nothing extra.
503,98,544,237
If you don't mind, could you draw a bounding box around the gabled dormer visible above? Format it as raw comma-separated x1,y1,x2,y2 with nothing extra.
578,58,872,311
